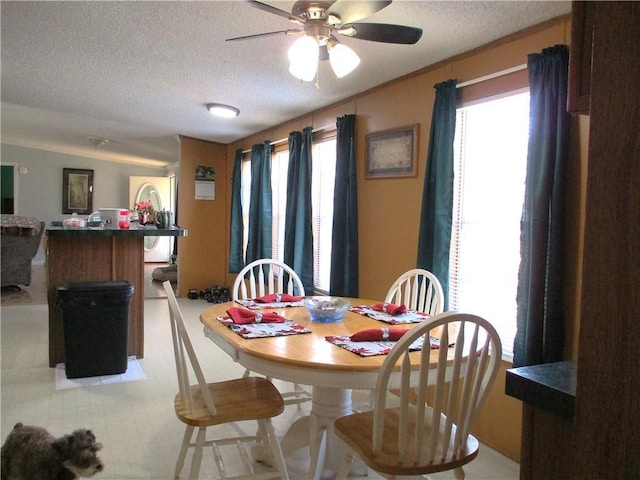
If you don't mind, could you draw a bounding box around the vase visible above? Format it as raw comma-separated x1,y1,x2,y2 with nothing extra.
138,212,150,225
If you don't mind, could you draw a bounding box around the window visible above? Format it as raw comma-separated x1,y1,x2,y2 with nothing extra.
271,149,290,264
449,91,529,360
311,137,337,293
240,155,251,256
239,149,289,265
239,135,337,293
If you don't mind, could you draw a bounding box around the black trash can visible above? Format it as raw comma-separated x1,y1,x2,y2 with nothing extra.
57,281,134,379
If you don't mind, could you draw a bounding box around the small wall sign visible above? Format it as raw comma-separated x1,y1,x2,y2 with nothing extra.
195,165,215,200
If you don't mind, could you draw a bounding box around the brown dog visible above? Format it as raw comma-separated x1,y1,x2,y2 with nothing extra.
1,423,104,480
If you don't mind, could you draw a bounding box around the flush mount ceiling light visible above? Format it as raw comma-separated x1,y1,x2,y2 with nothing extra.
207,103,240,118
226,1,422,84
88,136,110,148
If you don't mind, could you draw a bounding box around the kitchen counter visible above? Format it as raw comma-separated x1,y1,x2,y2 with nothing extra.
46,225,187,237
505,360,576,420
45,226,188,367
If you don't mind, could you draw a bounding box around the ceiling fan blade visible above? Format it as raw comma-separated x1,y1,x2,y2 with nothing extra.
226,29,302,42
248,0,305,24
340,23,423,44
327,0,392,26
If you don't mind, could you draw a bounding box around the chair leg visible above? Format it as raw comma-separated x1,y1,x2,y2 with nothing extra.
454,466,465,480
189,426,206,480
175,425,193,479
335,448,355,480
292,383,310,412
261,419,289,480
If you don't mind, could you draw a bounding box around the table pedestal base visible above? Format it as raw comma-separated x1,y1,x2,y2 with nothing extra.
281,387,367,480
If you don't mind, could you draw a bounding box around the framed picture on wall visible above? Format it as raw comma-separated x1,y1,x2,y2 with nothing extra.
365,124,419,179
62,168,94,214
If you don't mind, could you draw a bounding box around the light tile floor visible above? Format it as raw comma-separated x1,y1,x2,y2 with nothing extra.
0,266,519,479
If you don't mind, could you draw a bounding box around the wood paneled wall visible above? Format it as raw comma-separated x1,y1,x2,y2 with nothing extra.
573,3,640,477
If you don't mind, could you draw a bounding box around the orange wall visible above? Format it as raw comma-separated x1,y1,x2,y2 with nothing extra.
179,16,580,462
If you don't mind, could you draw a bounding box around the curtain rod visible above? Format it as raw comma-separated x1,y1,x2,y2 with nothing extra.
456,63,527,89
240,122,336,154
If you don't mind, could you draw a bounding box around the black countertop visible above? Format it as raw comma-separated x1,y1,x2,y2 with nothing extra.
505,360,576,420
46,225,188,237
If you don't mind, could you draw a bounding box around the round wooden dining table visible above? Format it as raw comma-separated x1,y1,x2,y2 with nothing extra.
199,299,440,480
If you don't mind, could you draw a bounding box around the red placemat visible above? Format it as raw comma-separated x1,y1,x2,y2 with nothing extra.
235,299,305,310
350,305,430,325
325,334,441,357
217,316,311,339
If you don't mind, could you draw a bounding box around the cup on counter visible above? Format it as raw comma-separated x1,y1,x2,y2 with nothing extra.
118,210,130,229
154,210,173,229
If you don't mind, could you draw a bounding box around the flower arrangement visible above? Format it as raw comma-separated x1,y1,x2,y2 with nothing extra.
134,200,154,214
134,200,154,224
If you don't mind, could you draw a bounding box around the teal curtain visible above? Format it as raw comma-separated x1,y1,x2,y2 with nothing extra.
417,79,457,308
513,45,570,367
330,114,359,297
245,142,272,265
228,149,244,273
283,127,314,294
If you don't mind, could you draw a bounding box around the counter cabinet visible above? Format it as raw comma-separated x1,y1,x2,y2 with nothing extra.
45,227,187,367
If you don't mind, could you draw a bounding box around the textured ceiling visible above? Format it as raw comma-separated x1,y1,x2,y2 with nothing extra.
1,1,571,167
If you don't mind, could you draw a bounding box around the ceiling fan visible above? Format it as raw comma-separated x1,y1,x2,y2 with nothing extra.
226,1,423,82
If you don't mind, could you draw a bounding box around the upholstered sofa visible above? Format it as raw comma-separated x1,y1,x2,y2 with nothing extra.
1,215,44,288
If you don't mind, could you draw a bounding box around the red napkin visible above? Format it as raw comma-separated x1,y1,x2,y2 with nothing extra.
350,328,408,342
371,303,407,316
254,293,304,303
226,307,286,324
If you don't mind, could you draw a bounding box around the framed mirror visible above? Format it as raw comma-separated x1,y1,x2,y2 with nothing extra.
135,182,162,251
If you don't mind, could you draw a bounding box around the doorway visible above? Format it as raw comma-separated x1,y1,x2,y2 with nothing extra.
1,164,18,214
129,176,171,262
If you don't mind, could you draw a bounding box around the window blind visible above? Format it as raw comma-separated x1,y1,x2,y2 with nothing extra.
449,92,529,361
311,138,336,293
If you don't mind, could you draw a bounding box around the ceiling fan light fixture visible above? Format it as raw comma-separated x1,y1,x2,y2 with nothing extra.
329,42,360,78
288,35,319,81
289,61,318,82
207,103,240,118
